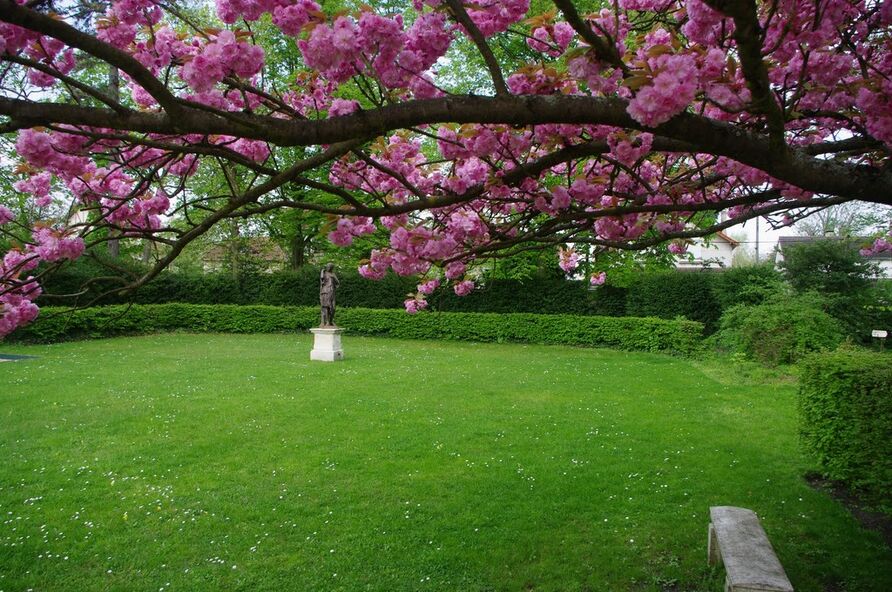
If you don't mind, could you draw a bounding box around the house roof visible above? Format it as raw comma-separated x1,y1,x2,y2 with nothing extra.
715,231,740,247
682,231,740,247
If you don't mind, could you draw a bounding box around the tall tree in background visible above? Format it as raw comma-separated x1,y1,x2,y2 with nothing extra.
795,203,892,238
1,0,892,334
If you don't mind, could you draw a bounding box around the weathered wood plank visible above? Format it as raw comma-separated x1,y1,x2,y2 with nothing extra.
709,506,794,592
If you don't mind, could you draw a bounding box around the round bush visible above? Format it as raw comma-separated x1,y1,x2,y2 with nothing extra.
713,294,845,365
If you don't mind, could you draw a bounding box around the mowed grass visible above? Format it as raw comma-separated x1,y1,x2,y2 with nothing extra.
0,334,889,592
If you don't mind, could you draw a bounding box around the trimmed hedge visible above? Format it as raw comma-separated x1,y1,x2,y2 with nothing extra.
41,265,629,315
799,349,892,504
40,263,789,333
626,271,723,333
11,304,704,354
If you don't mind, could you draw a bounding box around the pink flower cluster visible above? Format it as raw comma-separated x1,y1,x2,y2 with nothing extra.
215,0,323,31
418,279,440,295
96,0,162,49
607,132,654,167
463,0,530,37
13,172,53,207
453,279,475,296
327,217,376,247
0,206,14,226
404,297,428,314
181,30,264,93
860,237,892,257
24,37,75,87
31,228,85,262
667,241,688,255
558,247,579,273
626,32,699,127
590,272,606,286
526,22,574,57
297,10,451,93
0,229,80,336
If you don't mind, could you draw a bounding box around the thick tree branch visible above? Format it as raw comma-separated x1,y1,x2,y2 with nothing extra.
702,0,787,155
552,0,629,75
0,0,182,114
444,0,509,95
2,94,888,204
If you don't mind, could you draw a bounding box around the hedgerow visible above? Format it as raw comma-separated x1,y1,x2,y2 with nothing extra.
799,349,892,505
11,304,703,355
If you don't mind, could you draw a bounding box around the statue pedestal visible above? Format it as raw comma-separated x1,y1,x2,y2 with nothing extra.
310,327,344,362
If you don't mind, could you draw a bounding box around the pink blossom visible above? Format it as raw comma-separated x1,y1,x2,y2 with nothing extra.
668,241,688,255
627,54,698,127
861,236,892,256
558,247,579,273
272,0,322,36
328,99,360,117
404,297,428,314
0,206,14,225
31,228,85,262
417,278,440,295
0,300,40,339
453,279,475,296
14,172,52,204
464,0,530,37
445,260,466,280
590,272,607,286
181,30,264,92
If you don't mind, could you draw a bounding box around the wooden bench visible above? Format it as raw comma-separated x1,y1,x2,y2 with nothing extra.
708,506,794,592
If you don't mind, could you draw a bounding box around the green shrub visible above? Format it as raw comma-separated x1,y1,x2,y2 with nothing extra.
11,304,703,354
429,279,627,316
781,239,880,296
799,349,892,504
626,271,723,333
711,293,845,365
711,264,786,309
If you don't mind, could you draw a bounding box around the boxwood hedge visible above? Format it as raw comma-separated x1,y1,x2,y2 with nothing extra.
799,349,892,504
11,304,703,355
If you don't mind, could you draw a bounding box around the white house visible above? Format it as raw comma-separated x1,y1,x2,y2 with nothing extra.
674,231,740,270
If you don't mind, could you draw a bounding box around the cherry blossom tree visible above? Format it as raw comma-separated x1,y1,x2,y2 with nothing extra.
1,0,891,335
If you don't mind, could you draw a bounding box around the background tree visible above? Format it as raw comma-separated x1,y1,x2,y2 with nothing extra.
795,203,892,238
780,238,885,338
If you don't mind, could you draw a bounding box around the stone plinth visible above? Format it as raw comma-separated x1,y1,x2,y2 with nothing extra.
310,327,344,362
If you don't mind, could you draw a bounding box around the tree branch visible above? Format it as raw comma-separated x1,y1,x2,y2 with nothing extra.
444,0,509,95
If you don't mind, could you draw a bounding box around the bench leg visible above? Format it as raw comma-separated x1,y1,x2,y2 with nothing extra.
708,522,721,566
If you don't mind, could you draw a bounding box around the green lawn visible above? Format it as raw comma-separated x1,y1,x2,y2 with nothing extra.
0,334,889,591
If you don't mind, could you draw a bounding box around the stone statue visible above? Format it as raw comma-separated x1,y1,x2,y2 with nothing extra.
319,263,339,327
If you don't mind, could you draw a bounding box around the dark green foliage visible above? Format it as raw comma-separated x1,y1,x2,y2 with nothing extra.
626,271,723,333
781,239,880,296
40,266,630,316
429,279,628,316
45,264,800,332
712,294,846,365
710,264,786,309
780,240,884,341
12,304,703,354
799,349,892,504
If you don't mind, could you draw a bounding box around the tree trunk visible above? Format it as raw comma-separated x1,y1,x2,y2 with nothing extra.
228,219,241,279
290,232,306,269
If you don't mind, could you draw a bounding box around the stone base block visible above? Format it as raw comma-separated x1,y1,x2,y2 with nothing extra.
310,327,345,362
